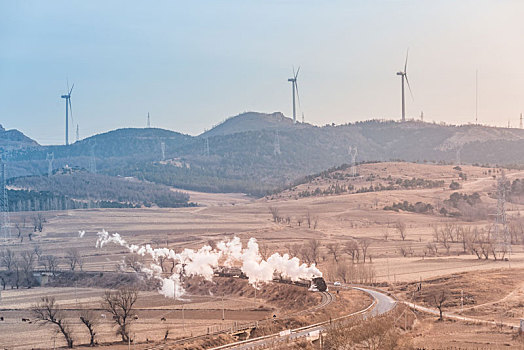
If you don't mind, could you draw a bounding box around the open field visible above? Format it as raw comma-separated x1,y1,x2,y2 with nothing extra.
2,162,524,348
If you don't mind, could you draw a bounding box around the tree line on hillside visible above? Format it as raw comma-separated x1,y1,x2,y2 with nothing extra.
8,171,191,210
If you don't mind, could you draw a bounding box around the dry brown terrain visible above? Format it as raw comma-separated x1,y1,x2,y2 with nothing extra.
2,162,524,348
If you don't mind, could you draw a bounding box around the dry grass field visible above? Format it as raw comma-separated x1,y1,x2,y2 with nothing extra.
2,162,524,348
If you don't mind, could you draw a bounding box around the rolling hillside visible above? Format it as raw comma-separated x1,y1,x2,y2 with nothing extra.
3,113,524,196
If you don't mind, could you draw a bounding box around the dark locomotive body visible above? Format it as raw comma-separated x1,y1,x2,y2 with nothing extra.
213,267,327,292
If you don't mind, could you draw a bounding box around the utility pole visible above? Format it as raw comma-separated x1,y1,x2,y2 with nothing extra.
495,171,510,258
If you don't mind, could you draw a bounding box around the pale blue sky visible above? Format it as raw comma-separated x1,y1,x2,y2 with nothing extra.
1,1,524,144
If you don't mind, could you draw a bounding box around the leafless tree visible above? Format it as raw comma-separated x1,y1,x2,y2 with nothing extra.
101,288,138,342
432,290,447,321
20,250,37,287
358,239,372,263
124,255,143,273
306,211,312,228
259,242,270,260
426,242,438,256
40,255,59,274
0,248,15,271
32,296,74,348
395,221,407,241
296,217,303,227
344,240,360,263
32,213,46,232
326,243,341,262
66,248,83,271
269,206,280,223
79,309,98,346
313,216,319,230
307,239,321,264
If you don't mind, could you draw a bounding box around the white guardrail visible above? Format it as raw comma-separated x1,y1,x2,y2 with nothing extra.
209,292,378,350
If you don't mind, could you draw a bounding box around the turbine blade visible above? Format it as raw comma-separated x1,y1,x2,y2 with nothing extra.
295,66,300,80
404,49,409,73
69,98,74,126
292,66,295,79
405,74,414,101
69,83,74,95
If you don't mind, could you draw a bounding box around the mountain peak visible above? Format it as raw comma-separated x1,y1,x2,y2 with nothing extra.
200,111,299,137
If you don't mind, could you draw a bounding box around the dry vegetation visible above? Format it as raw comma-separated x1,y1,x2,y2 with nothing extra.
2,162,524,348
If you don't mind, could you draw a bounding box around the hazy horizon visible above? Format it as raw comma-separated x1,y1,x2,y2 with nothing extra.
2,1,524,145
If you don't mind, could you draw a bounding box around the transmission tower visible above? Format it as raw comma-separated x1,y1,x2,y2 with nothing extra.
46,153,54,177
494,171,510,258
455,147,461,166
0,156,11,240
273,129,281,156
89,144,97,173
520,113,523,129
161,142,166,161
147,112,151,128
349,146,358,177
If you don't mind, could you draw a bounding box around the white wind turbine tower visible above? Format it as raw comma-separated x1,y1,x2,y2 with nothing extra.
288,67,302,124
396,50,413,122
61,82,74,145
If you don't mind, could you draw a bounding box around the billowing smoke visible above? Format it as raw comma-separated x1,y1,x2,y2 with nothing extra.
95,230,321,299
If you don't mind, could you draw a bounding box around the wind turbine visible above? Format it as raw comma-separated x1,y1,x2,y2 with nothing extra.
288,67,301,124
61,83,74,145
396,50,413,122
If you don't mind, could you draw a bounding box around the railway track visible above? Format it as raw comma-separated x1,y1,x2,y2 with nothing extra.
143,291,334,350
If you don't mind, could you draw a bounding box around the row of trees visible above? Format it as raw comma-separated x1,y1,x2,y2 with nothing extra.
269,207,319,229
0,247,84,289
32,288,138,348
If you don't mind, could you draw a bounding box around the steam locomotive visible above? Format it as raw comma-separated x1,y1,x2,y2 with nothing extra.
213,266,327,292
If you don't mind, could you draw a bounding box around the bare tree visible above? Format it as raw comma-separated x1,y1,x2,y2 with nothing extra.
306,211,312,229
259,242,270,260
65,248,83,271
344,240,360,263
0,248,15,271
102,288,139,343
326,243,341,262
20,250,36,287
123,255,143,273
296,216,303,227
40,255,60,274
79,309,98,346
32,296,74,348
307,239,321,264
358,239,372,263
32,213,46,232
395,221,407,241
269,206,280,223
432,290,447,321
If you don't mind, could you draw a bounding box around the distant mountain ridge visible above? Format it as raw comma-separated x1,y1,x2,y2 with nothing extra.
3,113,524,195
0,124,39,151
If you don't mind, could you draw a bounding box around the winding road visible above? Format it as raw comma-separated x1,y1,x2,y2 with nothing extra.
209,285,397,350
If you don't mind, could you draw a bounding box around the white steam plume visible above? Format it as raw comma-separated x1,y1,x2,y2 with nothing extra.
95,231,321,299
